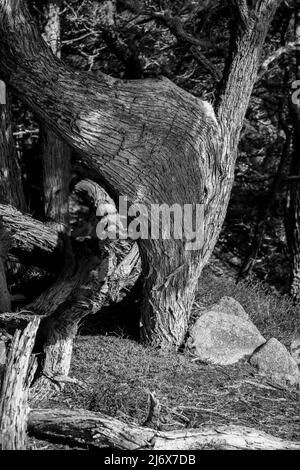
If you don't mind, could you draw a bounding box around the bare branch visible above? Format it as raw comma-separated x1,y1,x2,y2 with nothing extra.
258,41,299,79
150,11,220,80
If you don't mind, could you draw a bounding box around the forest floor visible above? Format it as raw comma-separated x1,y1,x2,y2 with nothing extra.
28,264,300,450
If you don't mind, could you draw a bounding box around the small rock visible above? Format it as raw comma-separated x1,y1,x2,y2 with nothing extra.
291,339,300,366
188,311,265,365
208,296,249,320
250,338,300,387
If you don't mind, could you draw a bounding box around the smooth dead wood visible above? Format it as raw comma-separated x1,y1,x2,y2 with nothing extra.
0,317,40,450
28,408,300,450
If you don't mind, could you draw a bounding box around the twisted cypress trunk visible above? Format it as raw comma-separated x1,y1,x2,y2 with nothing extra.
0,0,281,348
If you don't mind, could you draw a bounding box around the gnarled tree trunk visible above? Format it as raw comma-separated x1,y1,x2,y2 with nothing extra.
0,0,282,348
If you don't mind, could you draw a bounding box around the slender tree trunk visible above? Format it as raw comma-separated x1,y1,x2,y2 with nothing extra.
0,0,282,348
240,123,291,279
286,3,300,300
0,223,11,312
0,84,26,211
0,84,27,306
41,0,71,231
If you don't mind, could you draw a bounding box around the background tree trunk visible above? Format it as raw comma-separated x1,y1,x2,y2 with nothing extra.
285,3,300,300
0,84,26,211
0,223,11,312
41,0,71,231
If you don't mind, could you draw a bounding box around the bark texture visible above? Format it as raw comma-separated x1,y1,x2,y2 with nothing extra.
0,317,39,450
0,0,282,347
0,204,63,271
28,408,300,450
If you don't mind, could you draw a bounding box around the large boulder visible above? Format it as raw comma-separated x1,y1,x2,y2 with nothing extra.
208,296,249,320
250,338,300,387
188,311,265,365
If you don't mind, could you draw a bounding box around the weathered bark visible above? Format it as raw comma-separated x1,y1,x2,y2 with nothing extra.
0,0,282,347
41,0,71,231
28,408,300,450
0,317,39,450
0,203,63,271
0,83,26,211
286,4,300,300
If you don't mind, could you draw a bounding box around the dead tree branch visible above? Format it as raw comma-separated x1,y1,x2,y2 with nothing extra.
28,407,300,450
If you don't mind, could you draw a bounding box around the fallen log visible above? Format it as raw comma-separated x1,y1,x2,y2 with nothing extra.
28,408,300,450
